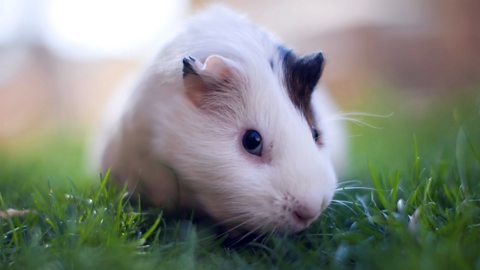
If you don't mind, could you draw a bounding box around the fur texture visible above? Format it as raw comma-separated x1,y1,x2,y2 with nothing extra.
93,6,346,234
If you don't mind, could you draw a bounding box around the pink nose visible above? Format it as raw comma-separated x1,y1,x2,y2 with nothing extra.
292,205,318,224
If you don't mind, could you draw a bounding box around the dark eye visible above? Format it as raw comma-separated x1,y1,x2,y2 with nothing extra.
312,127,320,142
242,130,263,156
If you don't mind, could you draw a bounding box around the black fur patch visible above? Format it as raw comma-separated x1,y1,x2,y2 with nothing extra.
279,46,325,129
182,56,198,77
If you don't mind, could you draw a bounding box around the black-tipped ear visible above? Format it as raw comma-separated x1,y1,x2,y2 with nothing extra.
293,52,325,92
182,55,241,107
182,56,198,77
284,51,325,108
182,55,238,80
282,49,325,126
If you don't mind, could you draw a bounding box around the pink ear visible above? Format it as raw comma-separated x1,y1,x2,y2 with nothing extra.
182,54,239,107
201,55,236,80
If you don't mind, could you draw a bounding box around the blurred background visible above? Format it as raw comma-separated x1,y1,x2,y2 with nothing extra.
0,0,479,174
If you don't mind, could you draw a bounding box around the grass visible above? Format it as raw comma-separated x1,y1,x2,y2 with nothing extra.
1,87,479,269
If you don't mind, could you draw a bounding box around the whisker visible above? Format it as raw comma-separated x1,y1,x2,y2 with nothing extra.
326,111,393,129
199,217,247,242
197,213,254,243
214,216,257,239
250,230,267,244
336,112,394,118
228,222,265,247
258,225,277,247
216,219,250,237
331,117,384,129
249,235,276,255
210,213,251,227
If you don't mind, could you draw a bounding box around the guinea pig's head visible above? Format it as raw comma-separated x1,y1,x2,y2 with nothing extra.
178,49,336,234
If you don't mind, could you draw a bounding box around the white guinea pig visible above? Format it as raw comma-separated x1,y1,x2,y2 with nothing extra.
93,6,346,234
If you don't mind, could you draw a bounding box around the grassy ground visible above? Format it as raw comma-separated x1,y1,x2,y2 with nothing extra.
1,87,479,269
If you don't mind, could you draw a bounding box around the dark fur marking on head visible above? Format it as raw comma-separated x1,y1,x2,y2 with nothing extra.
279,46,325,129
182,56,198,77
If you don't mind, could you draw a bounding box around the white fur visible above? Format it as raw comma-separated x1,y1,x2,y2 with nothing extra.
93,6,346,234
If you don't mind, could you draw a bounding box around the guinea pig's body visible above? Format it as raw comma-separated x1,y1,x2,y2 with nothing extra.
94,7,346,234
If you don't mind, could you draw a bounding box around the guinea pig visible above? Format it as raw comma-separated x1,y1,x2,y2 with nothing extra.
92,6,346,234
